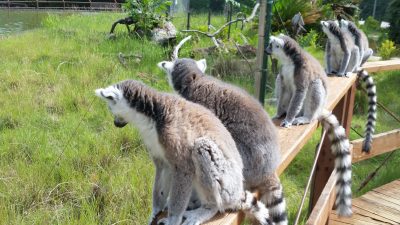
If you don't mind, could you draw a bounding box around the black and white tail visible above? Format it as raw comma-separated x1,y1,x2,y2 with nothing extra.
357,69,377,152
319,112,352,217
241,191,273,225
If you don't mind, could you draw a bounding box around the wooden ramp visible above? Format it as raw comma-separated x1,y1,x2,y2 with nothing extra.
328,179,400,225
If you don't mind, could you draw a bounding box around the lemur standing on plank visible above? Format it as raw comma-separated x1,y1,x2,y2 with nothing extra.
321,20,377,152
158,36,288,225
266,34,352,216
95,80,273,225
321,20,360,77
339,19,373,66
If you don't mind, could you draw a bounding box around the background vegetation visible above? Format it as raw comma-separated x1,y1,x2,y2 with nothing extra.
0,1,399,224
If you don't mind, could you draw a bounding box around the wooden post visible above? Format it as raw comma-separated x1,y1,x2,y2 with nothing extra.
186,0,191,30
227,2,232,40
254,0,273,105
36,0,39,9
308,82,356,215
207,2,211,32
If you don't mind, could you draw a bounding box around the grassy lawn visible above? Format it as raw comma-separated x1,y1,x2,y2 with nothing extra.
0,12,399,225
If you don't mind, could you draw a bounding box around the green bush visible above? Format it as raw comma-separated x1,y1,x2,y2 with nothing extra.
379,40,397,60
123,0,171,35
298,29,319,48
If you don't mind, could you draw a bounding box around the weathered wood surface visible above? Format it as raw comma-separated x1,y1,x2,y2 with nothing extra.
306,171,337,225
327,179,400,225
363,59,400,73
352,129,400,163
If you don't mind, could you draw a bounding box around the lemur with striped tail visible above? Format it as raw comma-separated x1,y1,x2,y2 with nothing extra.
339,19,373,66
95,80,273,225
158,36,288,225
321,20,360,77
265,34,352,216
322,20,377,152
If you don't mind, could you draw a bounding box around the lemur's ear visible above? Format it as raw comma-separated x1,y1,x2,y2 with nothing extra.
321,21,329,27
95,86,120,103
157,61,174,72
196,59,207,73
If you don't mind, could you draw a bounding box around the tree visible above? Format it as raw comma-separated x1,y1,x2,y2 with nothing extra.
387,0,400,44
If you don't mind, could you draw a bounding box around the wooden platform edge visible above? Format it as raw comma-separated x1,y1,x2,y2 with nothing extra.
352,129,400,163
306,171,337,225
363,59,400,73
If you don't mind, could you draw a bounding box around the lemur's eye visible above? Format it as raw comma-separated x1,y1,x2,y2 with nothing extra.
276,45,280,48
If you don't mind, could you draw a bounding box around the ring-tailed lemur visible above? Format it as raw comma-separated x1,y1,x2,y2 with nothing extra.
321,20,360,77
339,19,373,66
158,39,288,225
266,34,352,216
322,20,377,152
95,80,272,225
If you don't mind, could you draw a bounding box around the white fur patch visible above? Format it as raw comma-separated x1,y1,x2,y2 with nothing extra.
196,59,207,73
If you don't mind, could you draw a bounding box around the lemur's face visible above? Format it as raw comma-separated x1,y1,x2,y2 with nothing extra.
321,20,340,37
265,36,285,59
95,85,129,128
157,58,207,89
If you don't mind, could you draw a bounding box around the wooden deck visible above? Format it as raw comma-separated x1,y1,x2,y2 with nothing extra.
328,179,400,225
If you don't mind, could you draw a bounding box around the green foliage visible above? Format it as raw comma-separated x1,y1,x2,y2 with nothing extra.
298,29,320,48
387,0,400,44
272,0,313,33
123,0,171,34
378,40,397,60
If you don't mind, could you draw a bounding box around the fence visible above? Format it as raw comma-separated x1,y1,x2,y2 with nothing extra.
0,0,123,11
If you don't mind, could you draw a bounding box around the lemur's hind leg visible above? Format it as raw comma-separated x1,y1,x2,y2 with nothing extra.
184,137,243,225
361,48,373,66
293,79,326,125
347,46,360,75
274,75,291,119
259,173,288,225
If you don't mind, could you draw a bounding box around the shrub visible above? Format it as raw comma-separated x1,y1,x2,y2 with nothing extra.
123,0,171,35
298,29,319,48
378,40,397,60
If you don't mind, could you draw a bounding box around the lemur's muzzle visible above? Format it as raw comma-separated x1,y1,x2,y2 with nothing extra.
114,118,128,128
265,46,272,55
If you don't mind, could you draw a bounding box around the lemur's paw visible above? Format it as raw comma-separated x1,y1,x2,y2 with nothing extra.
280,119,292,128
182,218,201,225
345,72,353,77
157,218,168,225
293,117,311,125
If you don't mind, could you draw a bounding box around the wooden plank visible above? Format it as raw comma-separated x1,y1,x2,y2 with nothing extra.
369,190,400,206
350,205,396,224
329,213,383,225
363,59,400,73
306,171,337,225
360,193,400,211
352,129,400,163
352,198,400,222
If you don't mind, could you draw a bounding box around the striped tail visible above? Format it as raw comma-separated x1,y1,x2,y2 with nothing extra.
241,191,273,225
357,69,377,152
319,111,352,217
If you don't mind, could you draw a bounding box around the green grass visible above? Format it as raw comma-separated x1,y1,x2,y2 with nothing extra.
0,12,399,225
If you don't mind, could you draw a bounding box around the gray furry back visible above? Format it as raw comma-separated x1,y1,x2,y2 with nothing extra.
171,59,281,185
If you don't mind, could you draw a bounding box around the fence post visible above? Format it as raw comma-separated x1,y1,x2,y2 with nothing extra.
36,0,38,9
207,5,211,32
227,2,233,40
186,0,191,30
254,0,273,105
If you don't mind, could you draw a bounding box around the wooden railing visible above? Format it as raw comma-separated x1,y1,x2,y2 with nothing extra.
204,59,400,225
0,0,123,11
